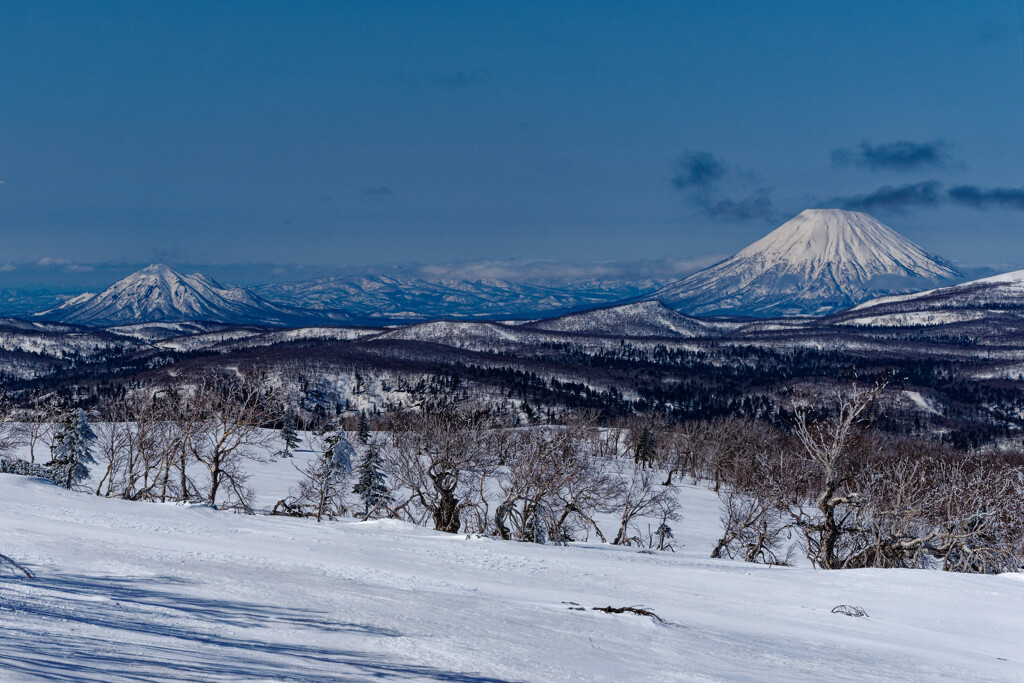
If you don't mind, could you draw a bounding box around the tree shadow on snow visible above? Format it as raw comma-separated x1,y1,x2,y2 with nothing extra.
0,572,514,682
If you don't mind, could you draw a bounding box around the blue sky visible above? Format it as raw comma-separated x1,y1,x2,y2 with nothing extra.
2,2,1024,284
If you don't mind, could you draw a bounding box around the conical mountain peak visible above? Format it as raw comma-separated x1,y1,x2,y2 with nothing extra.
34,265,309,326
138,263,176,274
648,209,962,317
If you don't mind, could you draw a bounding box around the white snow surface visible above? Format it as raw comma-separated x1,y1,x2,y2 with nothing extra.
3,457,1023,681
648,209,962,317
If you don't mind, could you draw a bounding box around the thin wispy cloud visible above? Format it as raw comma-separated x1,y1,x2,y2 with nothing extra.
414,256,723,282
36,257,74,267
360,186,394,201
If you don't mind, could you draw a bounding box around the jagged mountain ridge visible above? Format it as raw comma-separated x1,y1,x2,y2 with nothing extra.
34,264,348,327
648,209,963,317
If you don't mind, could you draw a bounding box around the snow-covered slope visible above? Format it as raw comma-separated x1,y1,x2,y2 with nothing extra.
524,300,736,338
3,470,1022,681
649,209,962,317
256,273,662,322
35,264,346,327
0,319,140,373
830,269,1024,329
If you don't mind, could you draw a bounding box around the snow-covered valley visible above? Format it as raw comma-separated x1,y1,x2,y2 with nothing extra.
2,456,1022,682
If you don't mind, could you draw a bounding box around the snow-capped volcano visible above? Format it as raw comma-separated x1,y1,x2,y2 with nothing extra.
647,209,963,316
35,264,338,327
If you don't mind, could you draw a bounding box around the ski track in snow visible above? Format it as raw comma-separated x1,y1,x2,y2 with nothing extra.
2,465,1023,682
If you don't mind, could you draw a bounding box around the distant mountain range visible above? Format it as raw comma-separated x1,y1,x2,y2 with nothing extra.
253,274,662,322
23,209,987,327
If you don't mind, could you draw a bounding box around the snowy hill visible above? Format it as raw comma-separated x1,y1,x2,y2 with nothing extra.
255,273,662,322
3,469,1022,681
523,300,737,338
34,264,348,327
829,269,1024,330
649,209,962,317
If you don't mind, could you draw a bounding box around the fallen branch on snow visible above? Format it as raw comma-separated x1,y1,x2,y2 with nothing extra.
591,605,676,625
0,552,34,579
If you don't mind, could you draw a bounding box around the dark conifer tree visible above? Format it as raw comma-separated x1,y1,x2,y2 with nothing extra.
352,443,391,519
279,417,301,457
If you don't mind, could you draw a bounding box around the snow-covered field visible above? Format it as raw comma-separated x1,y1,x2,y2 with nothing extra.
2,459,1023,682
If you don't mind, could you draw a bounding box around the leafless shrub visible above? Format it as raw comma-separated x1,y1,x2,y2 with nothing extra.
611,459,679,546
711,487,793,565
0,552,34,579
12,391,61,464
183,370,284,512
380,400,494,533
493,416,616,543
699,378,1024,574
274,427,354,521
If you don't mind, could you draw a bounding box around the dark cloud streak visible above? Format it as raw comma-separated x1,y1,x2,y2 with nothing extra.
704,192,775,222
948,185,1024,210
828,181,1024,215
831,140,953,172
829,181,944,214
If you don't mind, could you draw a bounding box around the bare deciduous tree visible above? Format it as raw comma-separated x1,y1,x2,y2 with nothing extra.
381,401,493,533
612,459,679,546
188,371,283,512
788,381,886,569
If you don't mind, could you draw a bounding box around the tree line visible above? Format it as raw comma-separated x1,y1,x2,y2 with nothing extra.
2,371,1022,576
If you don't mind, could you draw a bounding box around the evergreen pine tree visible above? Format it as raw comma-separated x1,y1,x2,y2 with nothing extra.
294,428,355,522
48,408,96,489
352,443,391,519
634,426,656,468
356,411,371,446
524,502,551,544
323,429,355,476
655,521,675,551
279,417,301,457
